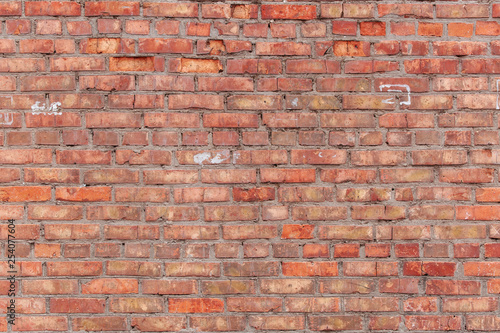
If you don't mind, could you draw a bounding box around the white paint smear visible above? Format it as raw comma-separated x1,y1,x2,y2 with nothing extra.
379,84,411,106
31,101,62,115
0,112,13,125
193,150,230,165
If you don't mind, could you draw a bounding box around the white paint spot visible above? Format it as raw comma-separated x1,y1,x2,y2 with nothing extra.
211,154,225,164
291,98,299,107
193,150,230,165
31,101,62,115
31,101,44,112
210,150,230,164
318,152,323,157
0,112,14,125
193,152,211,165
379,84,411,106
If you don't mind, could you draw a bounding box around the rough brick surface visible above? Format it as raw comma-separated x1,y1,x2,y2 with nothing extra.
1,1,500,331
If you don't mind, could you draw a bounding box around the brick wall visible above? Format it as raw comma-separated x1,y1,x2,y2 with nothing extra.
1,0,500,331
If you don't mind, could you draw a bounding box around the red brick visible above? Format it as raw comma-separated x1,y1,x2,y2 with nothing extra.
53,39,74,53
51,57,105,71
201,169,256,184
406,316,461,331
73,317,126,331
256,42,311,56
223,225,277,240
334,244,360,258
138,39,192,54
351,151,405,166
243,23,267,38
204,113,258,128
283,262,338,277
110,297,163,313
418,22,443,36
146,206,198,221
22,279,78,295
26,1,80,16
56,187,111,202
344,4,374,18
5,20,31,35
36,19,62,34
107,261,161,277
14,317,68,331
319,226,372,240
173,187,228,203
231,4,257,19
467,316,500,331
404,262,456,277
109,56,164,71
131,317,187,332
170,94,223,110
227,59,281,74
447,22,473,37
125,20,149,35
205,205,257,221
142,280,196,295
202,4,230,19
191,316,244,331
0,2,21,16
309,315,362,330
155,20,180,35
352,206,405,220
145,113,199,128
360,21,386,36
80,38,134,54
260,279,313,294
405,59,458,74
391,22,415,36
320,4,342,18
404,297,438,312
47,262,102,276
332,21,357,35
143,3,197,17
0,58,45,72
85,1,139,16
346,297,399,312
261,5,316,20
379,4,432,18
97,18,121,33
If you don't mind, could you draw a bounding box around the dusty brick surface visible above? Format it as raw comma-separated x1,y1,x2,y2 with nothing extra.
0,1,500,331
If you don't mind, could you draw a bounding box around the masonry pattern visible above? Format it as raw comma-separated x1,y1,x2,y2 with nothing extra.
1,1,500,332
